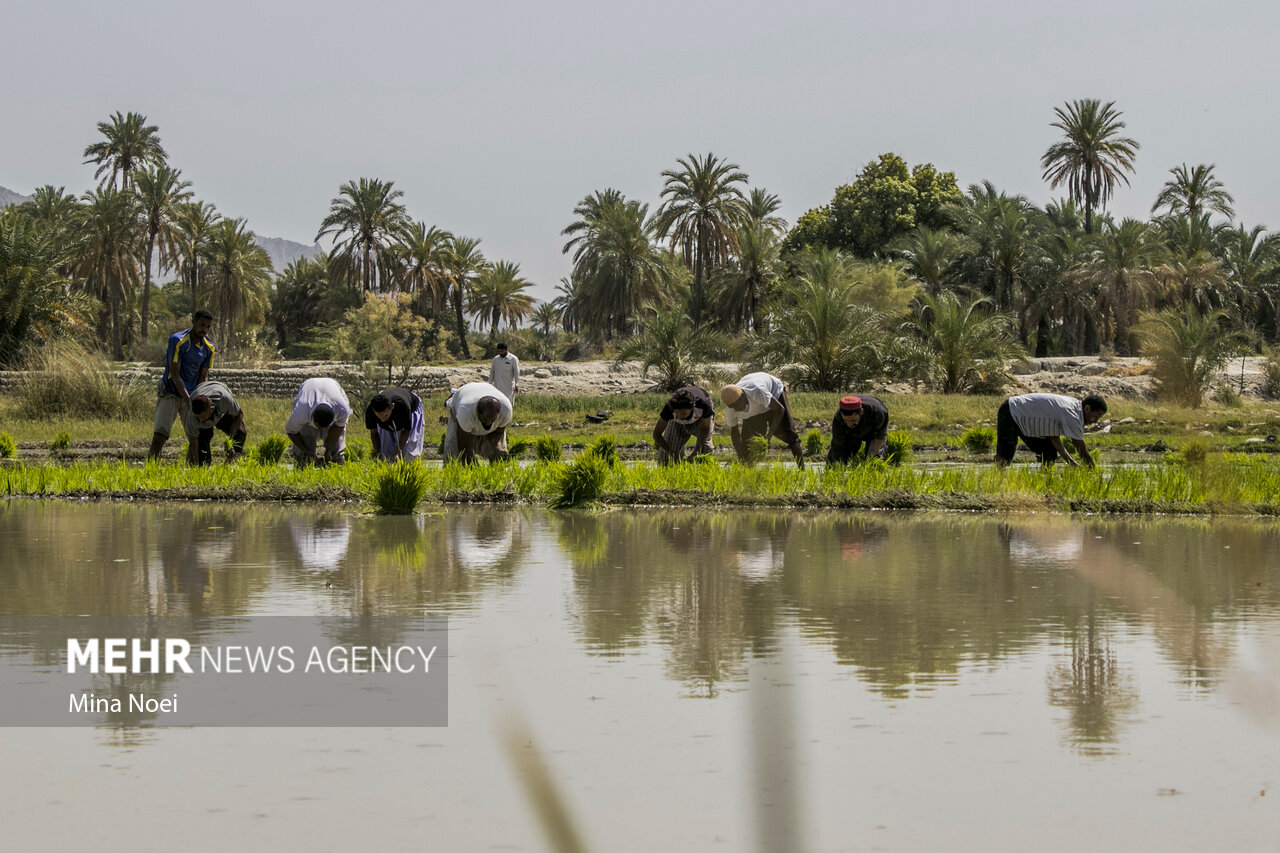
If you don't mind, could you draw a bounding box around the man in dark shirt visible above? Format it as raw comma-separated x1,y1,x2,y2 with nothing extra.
652,386,715,464
365,387,425,461
826,395,890,464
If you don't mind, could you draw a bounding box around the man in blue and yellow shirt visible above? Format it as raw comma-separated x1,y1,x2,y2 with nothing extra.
148,310,215,460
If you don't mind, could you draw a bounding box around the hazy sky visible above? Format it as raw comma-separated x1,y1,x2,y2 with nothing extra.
5,0,1278,300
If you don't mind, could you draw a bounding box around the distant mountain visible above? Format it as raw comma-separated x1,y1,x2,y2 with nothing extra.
255,236,321,274
0,185,32,208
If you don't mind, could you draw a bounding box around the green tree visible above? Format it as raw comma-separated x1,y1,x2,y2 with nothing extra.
1040,99,1139,234
1069,219,1163,355
571,197,673,340
823,153,961,258
653,152,749,326
203,218,273,353
331,292,427,381
315,177,411,293
1218,225,1280,341
744,187,786,234
754,248,892,391
395,221,454,319
172,200,221,307
132,164,192,340
443,235,486,359
531,301,560,336
82,111,167,193
616,305,729,391
75,187,141,359
469,260,535,339
0,212,75,365
891,225,969,293
269,254,354,355
713,219,781,333
1137,308,1243,406
902,291,1025,394
1152,163,1235,222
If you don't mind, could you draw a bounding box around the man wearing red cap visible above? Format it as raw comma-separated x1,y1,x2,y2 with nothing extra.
827,394,890,464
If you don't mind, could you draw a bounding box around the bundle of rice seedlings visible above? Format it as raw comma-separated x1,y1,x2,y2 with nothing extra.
50,432,71,452
886,430,913,467
0,433,15,459
745,435,769,465
584,435,618,467
803,429,825,458
550,455,607,508
961,426,995,454
371,460,431,514
254,434,289,465
507,437,531,459
535,436,562,462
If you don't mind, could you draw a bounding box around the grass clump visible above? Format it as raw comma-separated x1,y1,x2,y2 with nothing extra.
803,428,825,458
254,434,289,465
0,433,15,459
1180,438,1210,467
961,426,995,454
370,460,431,514
550,454,608,509
583,435,619,467
886,431,913,467
16,342,151,420
535,436,563,462
50,432,71,452
346,437,370,462
507,437,531,459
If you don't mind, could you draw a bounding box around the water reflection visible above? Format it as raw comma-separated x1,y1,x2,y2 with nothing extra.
551,509,1280,749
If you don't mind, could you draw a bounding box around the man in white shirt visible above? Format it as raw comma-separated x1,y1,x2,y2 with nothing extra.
995,392,1107,467
489,342,520,403
720,372,805,468
443,381,513,463
285,377,351,465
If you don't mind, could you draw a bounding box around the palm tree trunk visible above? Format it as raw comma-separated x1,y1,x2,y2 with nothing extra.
141,230,156,340
453,285,471,359
110,295,123,360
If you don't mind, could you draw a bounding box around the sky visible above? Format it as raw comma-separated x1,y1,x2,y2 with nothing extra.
5,0,1279,302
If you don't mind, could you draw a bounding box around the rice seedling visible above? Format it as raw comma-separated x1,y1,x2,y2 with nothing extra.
50,432,71,452
1180,438,1210,467
745,435,769,466
370,460,431,514
550,455,608,508
346,437,370,462
885,431,912,466
0,433,15,459
535,436,563,462
584,435,619,467
254,434,289,465
960,426,995,454
803,429,825,458
507,437,531,459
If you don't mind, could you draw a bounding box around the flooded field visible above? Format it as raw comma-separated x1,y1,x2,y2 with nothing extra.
0,501,1277,852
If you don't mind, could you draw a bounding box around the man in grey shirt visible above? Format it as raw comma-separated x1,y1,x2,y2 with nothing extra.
185,380,247,465
995,393,1107,467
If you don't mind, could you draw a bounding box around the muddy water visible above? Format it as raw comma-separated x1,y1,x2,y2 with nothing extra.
0,502,1277,852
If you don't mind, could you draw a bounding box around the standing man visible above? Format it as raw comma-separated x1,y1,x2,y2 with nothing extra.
489,342,520,404
721,372,805,468
366,387,425,462
443,381,512,464
285,377,351,466
651,386,715,464
184,380,247,466
995,393,1107,467
827,395,890,464
149,309,215,460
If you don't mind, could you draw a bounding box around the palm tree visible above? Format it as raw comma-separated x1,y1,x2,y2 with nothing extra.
561,188,625,260
1040,99,1140,234
1218,225,1280,341
315,178,411,293
903,290,1025,394
1152,163,1235,221
19,186,81,275
744,187,786,234
82,111,167,192
1068,219,1163,355
132,164,192,340
172,200,221,307
1137,308,1243,406
653,152,749,325
892,225,968,293
443,235,486,359
0,212,74,365
714,219,780,333
571,198,673,339
531,301,560,336
469,260,535,339
755,248,890,391
616,305,729,391
395,221,454,318
202,218,273,353
75,187,142,359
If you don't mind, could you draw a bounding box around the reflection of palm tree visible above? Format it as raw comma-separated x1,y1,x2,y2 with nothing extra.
1046,610,1138,755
